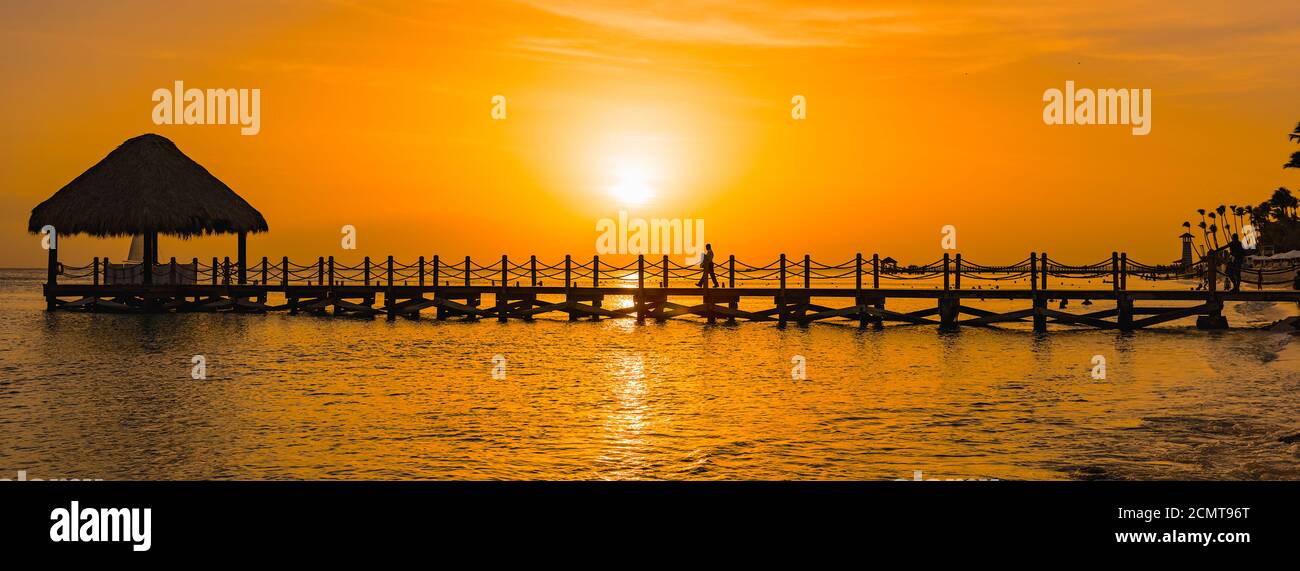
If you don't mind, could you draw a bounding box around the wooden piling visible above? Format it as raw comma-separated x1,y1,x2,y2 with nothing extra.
498,254,508,323
636,255,646,324
237,231,248,285
778,253,787,328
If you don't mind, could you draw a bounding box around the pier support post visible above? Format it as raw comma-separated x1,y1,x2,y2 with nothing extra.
1033,295,1047,332
1117,294,1134,331
1196,298,1228,329
939,296,959,332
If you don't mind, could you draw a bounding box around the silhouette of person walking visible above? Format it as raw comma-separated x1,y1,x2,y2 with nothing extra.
696,243,719,288
1223,233,1246,292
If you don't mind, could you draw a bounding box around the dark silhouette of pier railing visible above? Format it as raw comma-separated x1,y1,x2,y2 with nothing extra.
44,252,1300,331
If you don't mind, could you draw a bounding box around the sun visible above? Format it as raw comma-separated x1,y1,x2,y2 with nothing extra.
607,157,657,206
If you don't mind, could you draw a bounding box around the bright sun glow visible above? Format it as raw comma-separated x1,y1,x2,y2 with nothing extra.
607,157,656,206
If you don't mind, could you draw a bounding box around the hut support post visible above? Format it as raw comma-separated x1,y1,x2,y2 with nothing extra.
45,232,57,310
237,231,247,285
143,233,154,285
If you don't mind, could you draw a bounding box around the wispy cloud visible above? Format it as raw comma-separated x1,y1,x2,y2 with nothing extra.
515,0,923,47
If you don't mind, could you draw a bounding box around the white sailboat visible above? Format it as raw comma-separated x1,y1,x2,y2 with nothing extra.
127,234,144,263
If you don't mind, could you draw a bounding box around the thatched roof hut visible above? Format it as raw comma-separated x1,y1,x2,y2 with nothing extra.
28,133,267,238
28,133,267,285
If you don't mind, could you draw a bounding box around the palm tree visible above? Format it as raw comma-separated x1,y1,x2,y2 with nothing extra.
1271,187,1297,220
1196,208,1210,248
1197,220,1211,255
1209,223,1221,249
1229,204,1241,230
1286,122,1300,169
1215,205,1230,240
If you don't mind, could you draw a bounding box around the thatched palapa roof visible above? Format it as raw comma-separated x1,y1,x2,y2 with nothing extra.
28,134,268,238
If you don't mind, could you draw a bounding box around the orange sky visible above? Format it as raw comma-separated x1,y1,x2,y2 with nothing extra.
2,0,1298,268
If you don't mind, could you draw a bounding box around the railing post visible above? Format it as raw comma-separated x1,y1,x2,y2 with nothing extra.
1030,252,1038,292
464,256,471,287
418,256,425,288
592,255,599,288
432,255,440,291
855,253,865,329
317,257,324,286
1119,252,1128,290
637,254,646,324
93,257,100,286
170,257,177,284
855,253,863,294
564,255,571,289
803,254,811,289
261,256,268,285
954,253,962,290
872,253,880,288
223,257,231,285
212,257,219,285
328,256,335,287
530,255,537,286
661,255,668,288
728,255,736,288
1031,252,1046,332
384,255,395,320
778,254,787,328
1041,252,1049,290
191,257,198,286
282,257,289,287
943,253,950,291
1111,252,1119,292
364,256,371,287
498,254,508,323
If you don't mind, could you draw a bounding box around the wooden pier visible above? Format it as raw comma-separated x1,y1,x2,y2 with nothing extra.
42,253,1300,332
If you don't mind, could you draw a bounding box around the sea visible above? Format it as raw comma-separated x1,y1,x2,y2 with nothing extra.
1,268,1297,480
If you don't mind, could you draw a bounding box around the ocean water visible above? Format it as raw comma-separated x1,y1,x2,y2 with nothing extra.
0,268,1297,480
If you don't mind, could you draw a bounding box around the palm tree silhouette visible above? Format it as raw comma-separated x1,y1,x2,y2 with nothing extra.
1271,187,1297,220
1215,205,1230,241
1286,122,1300,169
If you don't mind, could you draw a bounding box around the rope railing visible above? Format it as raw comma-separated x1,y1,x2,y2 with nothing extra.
54,253,1299,291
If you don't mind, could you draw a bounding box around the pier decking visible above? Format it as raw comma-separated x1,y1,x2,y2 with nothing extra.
43,253,1300,331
